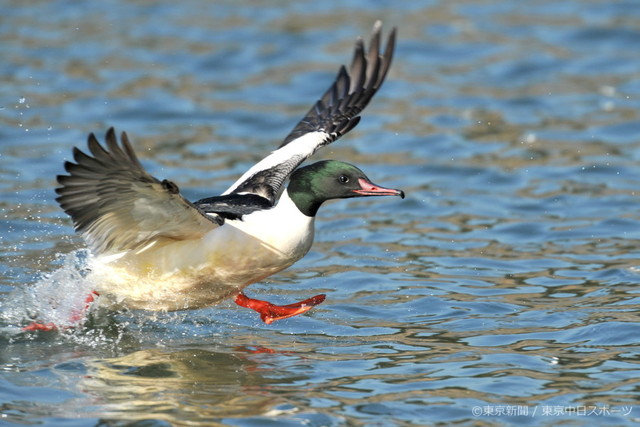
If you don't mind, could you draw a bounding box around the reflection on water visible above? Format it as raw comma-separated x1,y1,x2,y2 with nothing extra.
0,344,292,424
83,348,283,423
1,0,640,425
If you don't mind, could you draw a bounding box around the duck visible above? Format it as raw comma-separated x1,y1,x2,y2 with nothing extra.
42,21,402,327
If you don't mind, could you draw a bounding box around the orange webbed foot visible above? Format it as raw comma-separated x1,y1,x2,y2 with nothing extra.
234,291,326,324
22,291,99,332
22,322,58,332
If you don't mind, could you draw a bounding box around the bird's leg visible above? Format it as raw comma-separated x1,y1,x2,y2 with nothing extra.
22,321,58,332
22,291,100,332
68,290,100,324
234,291,326,324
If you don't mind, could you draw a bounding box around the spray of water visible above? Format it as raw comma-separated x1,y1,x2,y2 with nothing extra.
0,248,222,348
1,249,95,331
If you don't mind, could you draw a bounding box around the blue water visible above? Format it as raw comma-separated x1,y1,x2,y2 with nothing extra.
1,0,640,425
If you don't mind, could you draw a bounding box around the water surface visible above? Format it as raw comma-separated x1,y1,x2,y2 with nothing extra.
1,0,640,425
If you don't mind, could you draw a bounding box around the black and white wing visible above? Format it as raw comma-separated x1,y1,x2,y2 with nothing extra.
56,128,221,256
222,20,396,204
57,22,396,252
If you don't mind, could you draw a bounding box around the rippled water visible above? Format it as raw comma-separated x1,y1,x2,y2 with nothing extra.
1,0,640,425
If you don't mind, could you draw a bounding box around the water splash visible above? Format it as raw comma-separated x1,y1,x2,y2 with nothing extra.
0,249,210,347
1,249,95,333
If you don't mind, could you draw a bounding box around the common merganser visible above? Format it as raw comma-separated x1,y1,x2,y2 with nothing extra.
37,21,401,327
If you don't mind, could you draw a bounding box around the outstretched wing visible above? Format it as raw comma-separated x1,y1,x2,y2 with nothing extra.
223,21,396,203
56,128,221,256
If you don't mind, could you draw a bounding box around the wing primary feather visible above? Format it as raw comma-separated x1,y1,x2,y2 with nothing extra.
349,39,366,93
120,130,145,169
223,22,396,203
280,20,396,148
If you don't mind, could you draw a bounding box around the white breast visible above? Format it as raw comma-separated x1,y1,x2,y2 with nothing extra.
222,190,315,258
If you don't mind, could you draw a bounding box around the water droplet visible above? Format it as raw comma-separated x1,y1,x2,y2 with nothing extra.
18,97,26,104
522,132,537,144
599,85,616,96
601,100,614,111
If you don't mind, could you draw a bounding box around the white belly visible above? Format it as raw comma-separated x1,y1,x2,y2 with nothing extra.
89,192,315,311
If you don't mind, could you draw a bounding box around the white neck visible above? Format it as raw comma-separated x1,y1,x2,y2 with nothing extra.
225,189,316,259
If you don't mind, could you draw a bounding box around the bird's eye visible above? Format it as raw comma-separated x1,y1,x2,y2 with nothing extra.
338,175,350,184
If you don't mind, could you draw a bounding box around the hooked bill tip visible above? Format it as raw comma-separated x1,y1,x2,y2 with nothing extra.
354,178,405,198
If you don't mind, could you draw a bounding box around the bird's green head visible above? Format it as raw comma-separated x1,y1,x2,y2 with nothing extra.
287,160,404,217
